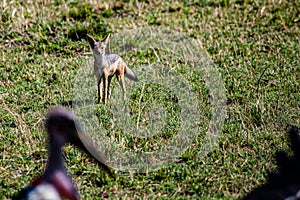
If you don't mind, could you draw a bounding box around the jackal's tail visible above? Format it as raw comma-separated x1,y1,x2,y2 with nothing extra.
125,66,138,82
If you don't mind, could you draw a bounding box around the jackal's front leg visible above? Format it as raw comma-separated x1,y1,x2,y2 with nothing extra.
107,76,113,101
97,78,103,104
104,75,109,104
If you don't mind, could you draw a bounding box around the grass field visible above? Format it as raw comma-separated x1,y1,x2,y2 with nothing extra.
0,0,299,199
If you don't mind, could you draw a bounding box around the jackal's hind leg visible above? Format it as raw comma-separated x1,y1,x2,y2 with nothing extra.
118,75,126,100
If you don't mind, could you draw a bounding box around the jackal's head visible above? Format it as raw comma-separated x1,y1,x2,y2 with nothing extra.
86,34,110,56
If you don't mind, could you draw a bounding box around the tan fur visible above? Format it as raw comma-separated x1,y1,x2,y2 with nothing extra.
86,34,138,104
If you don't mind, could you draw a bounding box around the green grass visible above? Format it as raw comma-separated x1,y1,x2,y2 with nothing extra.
0,0,299,199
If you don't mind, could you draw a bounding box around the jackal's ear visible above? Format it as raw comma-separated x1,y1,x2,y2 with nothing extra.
101,33,110,45
86,34,96,48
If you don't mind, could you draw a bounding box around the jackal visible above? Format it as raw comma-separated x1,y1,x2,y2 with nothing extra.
86,34,138,104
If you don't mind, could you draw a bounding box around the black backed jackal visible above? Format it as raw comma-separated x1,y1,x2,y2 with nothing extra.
86,34,138,104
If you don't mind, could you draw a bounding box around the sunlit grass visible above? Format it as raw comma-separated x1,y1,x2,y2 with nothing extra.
0,0,299,199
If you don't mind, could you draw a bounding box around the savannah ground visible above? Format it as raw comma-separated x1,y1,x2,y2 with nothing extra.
0,0,299,199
